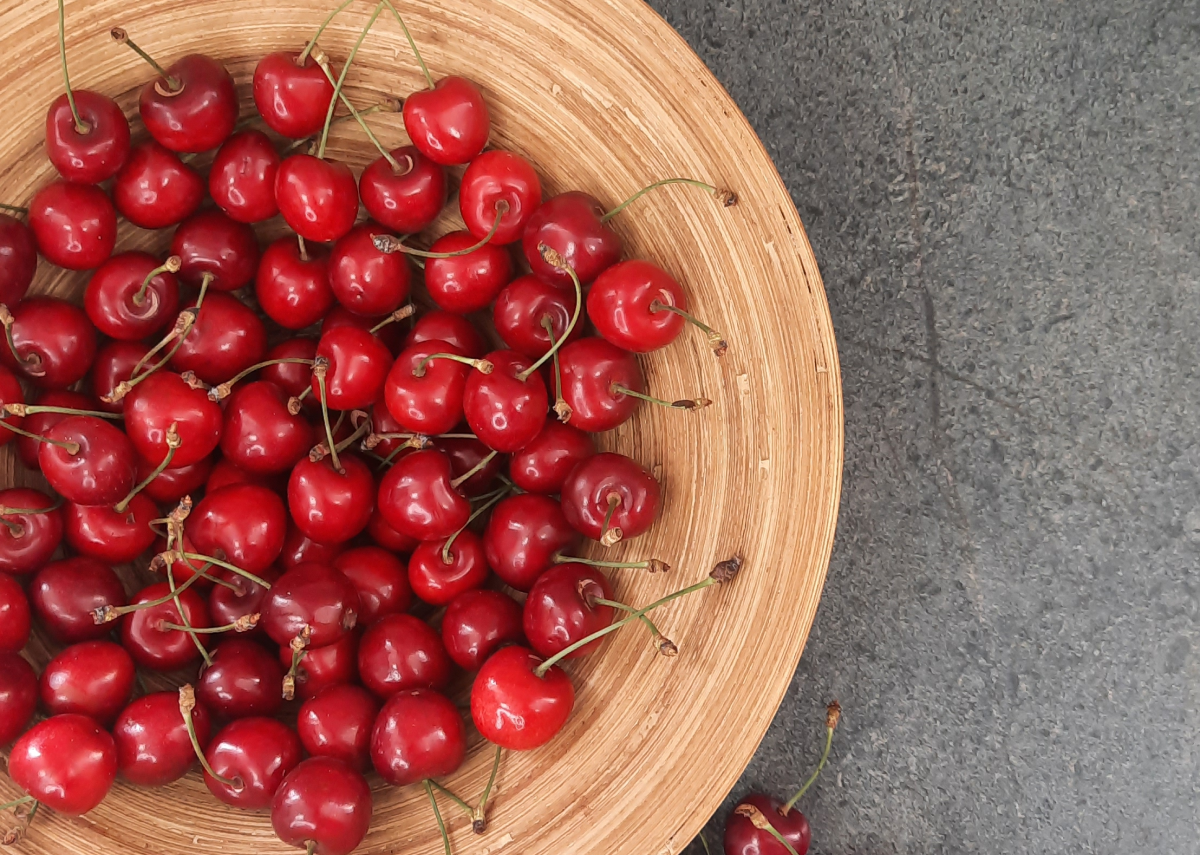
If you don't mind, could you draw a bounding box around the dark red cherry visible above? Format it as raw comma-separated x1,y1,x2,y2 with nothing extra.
208,565,279,632
123,371,223,468
263,562,360,649
169,291,268,385
63,493,157,564
376,448,469,541
0,653,38,746
588,259,690,352
112,140,204,229
561,452,661,544
522,563,613,659
39,416,137,506
471,645,574,751
272,756,373,855
15,390,95,469
191,483,288,573
366,506,418,554
406,310,486,359
171,209,260,292
220,380,316,475
256,237,334,330
120,582,211,670
114,691,212,786
557,336,644,432
206,456,271,492
280,522,344,571
30,556,126,643
276,154,359,243
280,628,359,700
314,325,392,411
263,338,320,400
0,213,37,307
85,251,181,341
137,52,238,153
0,487,64,575
370,688,465,786
198,638,285,719
288,455,376,546
408,530,489,606
137,452,212,503
462,349,548,453
434,435,505,497
46,91,131,184
8,713,117,814
360,145,447,234
333,546,410,626
1,296,98,388
28,180,117,271
40,639,136,725
483,493,579,592
522,191,621,288
358,613,452,698
403,76,490,166
383,340,472,437
91,340,148,415
493,273,581,359
297,685,380,772
508,421,596,494
460,150,541,245
0,573,31,652
329,223,411,317
441,589,524,671
252,51,335,139
204,716,302,809
424,230,513,314
210,130,281,223
724,794,813,855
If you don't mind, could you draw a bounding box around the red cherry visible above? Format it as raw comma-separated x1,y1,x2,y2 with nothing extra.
297,684,380,772
408,531,489,606
314,325,392,411
112,140,204,229
8,713,117,814
63,493,157,564
91,340,148,415
588,259,689,352
322,304,406,355
120,582,211,670
28,180,116,270
14,390,94,468
0,487,64,575
434,435,505,497
264,338,320,399
84,251,181,341
561,452,661,544
462,349,548,452
493,274,581,359
0,653,38,746
724,795,812,855
276,154,359,243
376,448,470,541
30,556,125,643
288,455,376,546
135,51,238,153
208,565,279,634
333,546,411,626
39,639,136,725
366,505,418,554
191,483,288,573
256,237,334,330
557,337,644,432
0,573,31,652
383,340,473,436
280,522,344,570
220,380,316,475
114,691,212,787
424,230,514,314
123,371,223,468
210,130,281,223
1,296,98,388
471,645,574,750
39,416,137,506
522,563,613,659
358,613,452,698
198,638,286,719
204,716,302,809
403,76,490,166
460,150,542,245
483,493,579,592
263,562,360,649
0,362,22,445
280,628,360,700
441,589,524,671
360,145,447,234
46,91,131,184
330,223,413,318
171,209,260,292
253,51,335,139
272,757,373,855
169,291,268,385
406,310,486,359
370,688,465,787
137,452,212,503
0,213,37,307
522,192,620,288
508,421,596,494
206,456,272,493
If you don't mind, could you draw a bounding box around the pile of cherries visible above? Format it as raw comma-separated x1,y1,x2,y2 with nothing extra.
0,1,745,853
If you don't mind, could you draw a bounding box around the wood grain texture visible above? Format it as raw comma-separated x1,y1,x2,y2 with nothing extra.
0,0,843,853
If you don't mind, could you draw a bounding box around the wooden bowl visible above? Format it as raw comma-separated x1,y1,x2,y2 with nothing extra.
0,0,842,852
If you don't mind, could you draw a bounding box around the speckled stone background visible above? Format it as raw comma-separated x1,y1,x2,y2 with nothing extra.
649,1,1200,852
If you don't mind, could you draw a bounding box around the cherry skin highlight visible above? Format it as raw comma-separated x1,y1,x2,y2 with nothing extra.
0,487,65,575
360,144,447,234
297,684,381,772
39,639,136,725
402,76,490,166
471,645,574,751
442,588,525,671
28,180,117,271
272,756,373,855
8,713,117,815
113,691,213,787
204,716,303,810
252,51,335,139
46,89,131,184
112,140,204,229
30,556,126,644
358,613,453,698
370,688,466,785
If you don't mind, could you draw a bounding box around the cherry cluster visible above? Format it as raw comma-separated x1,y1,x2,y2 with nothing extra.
0,1,743,853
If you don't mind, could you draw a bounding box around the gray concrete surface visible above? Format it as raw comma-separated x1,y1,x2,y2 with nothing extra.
647,1,1200,852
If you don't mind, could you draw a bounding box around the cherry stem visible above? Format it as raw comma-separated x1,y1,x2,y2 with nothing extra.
121,273,211,399
450,450,499,490
0,496,64,538
0,796,34,812
333,419,370,454
159,617,257,634
133,256,182,307
316,1,385,160
0,419,79,454
413,352,493,378
114,423,178,512
283,105,387,155
441,486,510,564
473,744,503,832
520,245,582,381
56,0,88,133
540,316,569,421
373,204,507,258
296,235,309,262
376,435,428,467
312,51,403,170
165,561,212,666
782,703,840,811
368,303,415,334
209,357,316,401
381,0,434,89
600,178,728,223
552,553,668,572
0,204,27,215
0,304,39,372
312,358,343,474
282,630,310,701
174,552,272,591
6,403,121,420
611,383,711,412
298,0,356,63
697,833,711,855
599,493,622,547
180,685,242,789
591,597,669,650
93,563,210,623
649,300,728,357
110,28,182,91
305,843,316,855
428,781,472,817
424,780,452,855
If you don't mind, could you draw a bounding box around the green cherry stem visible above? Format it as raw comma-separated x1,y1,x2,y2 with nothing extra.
441,486,511,564
373,204,507,258
297,0,356,63
611,383,711,412
208,357,316,401
0,204,27,215
425,780,452,855
552,552,669,573
428,781,473,818
133,256,181,307
166,561,212,666
56,0,88,133
540,316,570,422
590,597,674,654
0,304,40,373
110,28,182,91
92,563,210,624
0,796,35,812
0,419,79,454
172,552,272,591
413,352,493,378
381,0,434,89
316,1,385,160
520,244,582,382
312,357,343,474
649,299,728,357
472,744,503,833
312,51,405,171
368,304,416,334
449,450,499,490
180,685,242,788
599,178,735,223
4,403,121,420
114,423,179,512
782,700,842,811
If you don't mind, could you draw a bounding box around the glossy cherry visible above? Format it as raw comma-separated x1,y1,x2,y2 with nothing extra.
8,713,117,815
210,130,281,223
14,390,93,468
403,76,490,166
370,688,466,787
407,310,486,359
442,589,525,671
724,795,813,855
85,251,181,341
561,452,662,544
462,349,548,453
424,230,514,314
203,716,303,809
435,435,505,497
483,493,580,592
0,653,38,746
132,48,239,153
366,505,418,554
360,144,447,234
276,154,359,243
257,237,335,330
408,531,489,606
30,556,125,643
471,645,574,751
461,150,542,244
198,638,285,719
252,51,335,139
0,487,64,575
494,273,581,358
112,140,204,229
120,582,211,671
329,223,412,317
314,325,392,411
0,213,36,307
523,563,613,659
208,565,279,633
39,416,137,506
91,340,148,414
383,339,474,437
333,546,410,626
221,380,316,475
280,628,360,700
2,296,98,388
190,483,287,573
28,180,117,271
522,191,621,289
557,337,645,432
171,209,260,292
0,573,31,652
123,371,223,468
39,639,136,725
358,613,452,698
63,493,158,564
206,456,274,493
508,421,596,494
46,92,130,184
280,523,344,570
113,691,213,786
263,562,360,649
138,453,212,503
297,684,381,772
272,756,374,855
169,291,268,385
288,454,376,546
376,448,470,541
